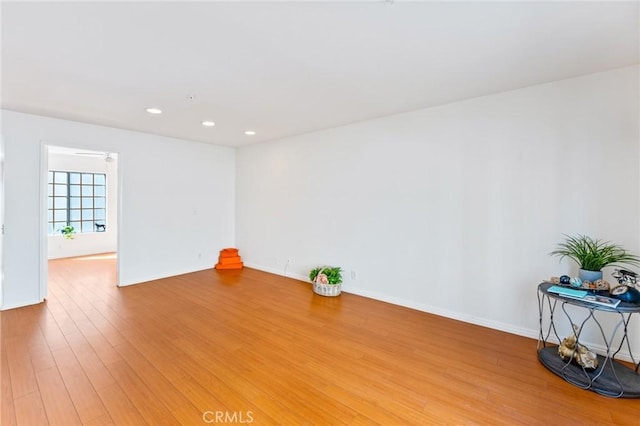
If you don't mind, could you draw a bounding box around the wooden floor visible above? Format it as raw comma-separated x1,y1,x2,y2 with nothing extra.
1,255,638,426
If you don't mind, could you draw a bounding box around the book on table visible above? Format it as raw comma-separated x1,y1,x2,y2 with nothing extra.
547,285,620,308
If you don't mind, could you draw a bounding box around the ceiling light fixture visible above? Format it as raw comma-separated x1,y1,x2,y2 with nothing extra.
146,107,162,114
245,130,256,136
201,121,215,127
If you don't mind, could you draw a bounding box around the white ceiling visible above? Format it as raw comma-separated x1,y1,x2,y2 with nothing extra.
2,1,638,147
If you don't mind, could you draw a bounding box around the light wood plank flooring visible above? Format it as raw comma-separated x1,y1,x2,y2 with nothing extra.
1,254,638,425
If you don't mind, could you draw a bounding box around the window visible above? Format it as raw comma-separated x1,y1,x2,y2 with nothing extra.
48,171,107,235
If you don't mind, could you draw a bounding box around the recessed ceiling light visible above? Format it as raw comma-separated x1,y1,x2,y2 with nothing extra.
245,130,256,136
146,107,162,114
201,121,215,127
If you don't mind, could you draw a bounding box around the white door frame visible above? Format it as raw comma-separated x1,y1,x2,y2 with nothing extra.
39,144,48,301
0,134,4,308
40,142,122,300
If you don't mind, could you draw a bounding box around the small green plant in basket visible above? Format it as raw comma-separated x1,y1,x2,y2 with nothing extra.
309,266,343,285
310,266,343,297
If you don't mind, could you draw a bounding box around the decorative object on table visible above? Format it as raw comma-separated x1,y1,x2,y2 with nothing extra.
550,276,611,292
558,325,598,370
569,276,583,288
59,225,76,240
613,269,639,287
611,269,640,303
609,285,640,303
593,279,610,291
309,266,342,297
215,248,244,270
550,234,640,282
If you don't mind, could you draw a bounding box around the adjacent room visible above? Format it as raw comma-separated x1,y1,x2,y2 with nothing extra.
46,145,118,267
1,1,639,425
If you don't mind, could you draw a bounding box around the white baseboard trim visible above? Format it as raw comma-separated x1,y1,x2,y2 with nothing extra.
119,265,215,287
244,262,309,283
343,285,540,339
244,262,638,363
1,298,45,311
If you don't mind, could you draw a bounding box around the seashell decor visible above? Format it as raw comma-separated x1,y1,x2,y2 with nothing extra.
558,325,598,370
548,276,610,291
593,279,610,291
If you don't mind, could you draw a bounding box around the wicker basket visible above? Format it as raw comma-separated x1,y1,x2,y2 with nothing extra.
313,281,342,297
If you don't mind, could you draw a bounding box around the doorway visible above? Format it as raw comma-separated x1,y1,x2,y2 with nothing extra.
41,144,121,300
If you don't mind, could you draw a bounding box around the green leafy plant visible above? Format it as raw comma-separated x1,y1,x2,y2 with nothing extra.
309,266,343,285
550,234,640,272
59,225,76,240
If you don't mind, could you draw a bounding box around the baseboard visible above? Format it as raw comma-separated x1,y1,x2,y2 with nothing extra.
243,262,638,363
48,250,115,260
119,265,215,287
1,298,45,311
244,262,308,282
342,285,540,338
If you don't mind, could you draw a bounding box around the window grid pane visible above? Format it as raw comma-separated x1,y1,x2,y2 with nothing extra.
55,184,68,196
54,172,68,184
47,170,107,235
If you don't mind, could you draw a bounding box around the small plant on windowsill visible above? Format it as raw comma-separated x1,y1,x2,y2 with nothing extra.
309,266,343,297
59,225,76,240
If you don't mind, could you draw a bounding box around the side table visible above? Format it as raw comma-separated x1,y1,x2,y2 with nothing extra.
537,282,640,398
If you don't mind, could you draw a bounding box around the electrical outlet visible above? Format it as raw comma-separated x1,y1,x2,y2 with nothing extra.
351,270,357,280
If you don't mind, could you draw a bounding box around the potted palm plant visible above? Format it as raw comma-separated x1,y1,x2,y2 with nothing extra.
309,266,343,297
550,234,640,282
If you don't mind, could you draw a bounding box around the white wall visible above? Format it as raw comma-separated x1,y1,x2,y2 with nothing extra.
1,110,235,310
237,66,640,353
47,152,118,259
